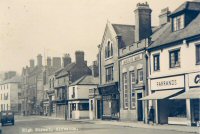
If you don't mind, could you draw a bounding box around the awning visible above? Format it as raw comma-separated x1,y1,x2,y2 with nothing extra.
140,89,183,100
170,88,200,99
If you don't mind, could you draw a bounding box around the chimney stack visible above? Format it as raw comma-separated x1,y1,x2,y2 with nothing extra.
159,7,171,26
75,51,85,65
30,59,35,68
90,61,99,77
52,57,61,69
134,2,152,42
63,54,71,67
47,57,52,67
37,54,43,67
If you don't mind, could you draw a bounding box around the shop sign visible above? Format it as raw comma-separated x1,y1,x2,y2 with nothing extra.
122,53,143,65
151,75,184,90
189,72,200,87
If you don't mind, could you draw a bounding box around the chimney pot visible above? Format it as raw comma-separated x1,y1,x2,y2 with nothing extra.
159,7,171,26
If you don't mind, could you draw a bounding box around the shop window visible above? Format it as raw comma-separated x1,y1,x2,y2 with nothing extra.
169,49,180,68
196,44,200,65
173,14,184,32
78,103,89,111
123,73,128,109
169,100,186,117
105,40,113,59
105,66,114,82
138,69,143,83
153,54,160,71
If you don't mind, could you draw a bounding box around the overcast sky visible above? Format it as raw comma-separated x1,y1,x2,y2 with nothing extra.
0,0,193,74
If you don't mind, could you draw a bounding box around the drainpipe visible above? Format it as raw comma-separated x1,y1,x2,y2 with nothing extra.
116,34,122,120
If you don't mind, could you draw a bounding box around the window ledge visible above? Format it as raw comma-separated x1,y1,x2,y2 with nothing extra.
169,66,181,69
105,56,113,61
153,69,160,72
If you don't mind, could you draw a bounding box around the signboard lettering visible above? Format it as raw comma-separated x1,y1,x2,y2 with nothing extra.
122,54,143,65
189,72,200,87
151,76,184,91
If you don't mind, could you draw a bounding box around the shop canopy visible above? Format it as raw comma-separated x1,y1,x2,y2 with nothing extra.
140,89,183,100
170,88,200,99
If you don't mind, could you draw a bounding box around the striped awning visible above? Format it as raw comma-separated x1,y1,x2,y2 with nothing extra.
140,89,183,100
170,88,200,99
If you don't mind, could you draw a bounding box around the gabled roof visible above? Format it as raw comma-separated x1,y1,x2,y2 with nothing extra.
112,24,135,47
55,63,76,78
170,1,200,17
70,75,99,86
0,76,22,85
149,13,200,50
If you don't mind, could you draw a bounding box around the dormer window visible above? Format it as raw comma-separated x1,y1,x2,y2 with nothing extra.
173,14,184,31
105,40,113,59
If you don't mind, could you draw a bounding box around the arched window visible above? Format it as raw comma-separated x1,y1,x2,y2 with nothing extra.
105,40,113,58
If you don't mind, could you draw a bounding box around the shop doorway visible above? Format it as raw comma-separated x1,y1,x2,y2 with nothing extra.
191,99,200,125
97,100,101,119
137,93,143,121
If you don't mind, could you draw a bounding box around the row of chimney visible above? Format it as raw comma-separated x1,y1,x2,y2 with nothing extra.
134,2,171,42
28,51,87,69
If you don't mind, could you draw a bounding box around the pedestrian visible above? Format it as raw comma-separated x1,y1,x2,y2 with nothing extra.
148,106,154,124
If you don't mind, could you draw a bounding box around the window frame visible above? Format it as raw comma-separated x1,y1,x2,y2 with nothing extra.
122,72,128,109
137,69,143,83
105,40,114,59
153,54,160,71
105,65,114,82
130,71,136,109
173,14,184,32
169,49,181,68
196,44,200,65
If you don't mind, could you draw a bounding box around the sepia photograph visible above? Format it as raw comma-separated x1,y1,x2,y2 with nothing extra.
0,0,199,133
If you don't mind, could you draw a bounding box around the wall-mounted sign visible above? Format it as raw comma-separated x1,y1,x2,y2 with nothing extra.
151,75,184,90
122,53,143,65
189,72,200,87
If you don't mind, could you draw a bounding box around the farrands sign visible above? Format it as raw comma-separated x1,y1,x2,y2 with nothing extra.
151,75,184,90
189,72,200,87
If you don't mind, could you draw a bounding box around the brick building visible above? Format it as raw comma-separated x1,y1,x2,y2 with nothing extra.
54,51,91,119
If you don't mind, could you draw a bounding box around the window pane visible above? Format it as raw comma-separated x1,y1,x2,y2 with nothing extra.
123,73,128,109
196,45,200,64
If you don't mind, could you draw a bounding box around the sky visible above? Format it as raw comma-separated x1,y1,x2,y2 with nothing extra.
0,0,194,74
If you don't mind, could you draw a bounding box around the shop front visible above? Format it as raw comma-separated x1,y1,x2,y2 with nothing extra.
98,82,120,120
89,88,102,120
141,75,188,125
171,72,200,126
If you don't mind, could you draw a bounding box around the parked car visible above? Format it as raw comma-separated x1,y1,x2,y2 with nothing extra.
0,111,15,126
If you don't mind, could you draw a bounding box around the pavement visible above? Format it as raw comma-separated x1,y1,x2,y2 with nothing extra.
38,115,200,134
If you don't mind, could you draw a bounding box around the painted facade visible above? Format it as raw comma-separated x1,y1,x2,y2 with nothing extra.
0,76,22,113
144,1,200,126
